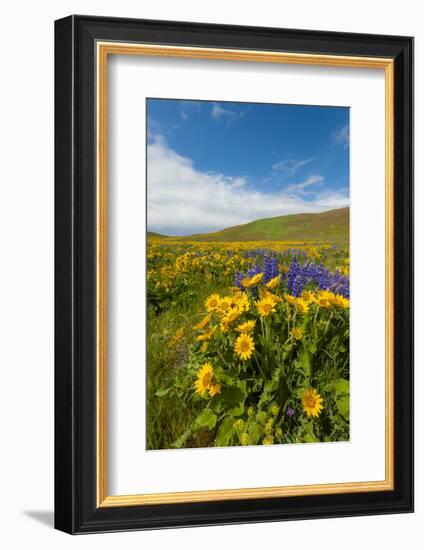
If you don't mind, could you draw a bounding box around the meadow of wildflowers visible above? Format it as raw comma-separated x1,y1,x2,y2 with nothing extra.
147,240,349,449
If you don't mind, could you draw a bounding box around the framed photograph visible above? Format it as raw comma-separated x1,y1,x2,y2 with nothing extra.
54,15,414,534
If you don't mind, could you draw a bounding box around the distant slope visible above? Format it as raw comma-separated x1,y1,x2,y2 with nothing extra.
147,231,169,240
176,207,349,242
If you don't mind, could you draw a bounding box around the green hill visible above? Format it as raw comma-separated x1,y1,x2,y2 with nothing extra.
147,231,169,240
178,207,349,242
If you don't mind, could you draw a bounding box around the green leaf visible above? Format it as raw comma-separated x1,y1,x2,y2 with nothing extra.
228,401,244,417
193,409,217,430
155,385,173,397
215,417,235,447
248,422,262,445
336,395,350,420
218,386,246,410
173,429,192,449
333,379,349,395
296,349,312,381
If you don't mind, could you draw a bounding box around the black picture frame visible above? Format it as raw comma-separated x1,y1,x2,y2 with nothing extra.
55,14,414,534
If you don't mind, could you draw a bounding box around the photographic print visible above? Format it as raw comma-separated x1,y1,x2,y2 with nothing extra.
146,98,350,450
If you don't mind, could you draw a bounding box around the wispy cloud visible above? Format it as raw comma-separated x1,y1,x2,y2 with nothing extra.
333,124,349,150
285,175,325,195
211,103,248,126
147,136,349,235
180,100,201,121
272,157,315,176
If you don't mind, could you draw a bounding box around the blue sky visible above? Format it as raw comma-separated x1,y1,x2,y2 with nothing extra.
147,98,349,236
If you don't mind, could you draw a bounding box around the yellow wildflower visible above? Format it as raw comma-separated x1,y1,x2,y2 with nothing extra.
242,272,263,288
266,274,281,289
193,312,212,331
169,326,184,346
302,388,324,418
291,327,303,340
234,333,255,360
256,296,277,317
196,326,216,341
208,383,221,397
204,293,221,312
193,363,214,397
235,320,256,334
295,298,309,314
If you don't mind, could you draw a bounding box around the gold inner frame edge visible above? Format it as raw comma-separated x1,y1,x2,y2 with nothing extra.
96,42,395,508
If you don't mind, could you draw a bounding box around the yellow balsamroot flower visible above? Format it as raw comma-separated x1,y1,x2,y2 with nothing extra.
204,293,221,312
256,296,277,317
240,432,249,446
193,312,212,331
193,362,214,396
233,291,250,312
315,290,333,308
234,333,255,361
169,326,184,346
242,272,263,288
223,306,241,325
220,318,230,333
330,294,350,309
291,327,303,340
217,296,232,315
294,298,309,314
266,274,281,289
283,293,297,306
235,319,256,334
200,342,208,353
263,436,274,445
260,287,282,303
208,383,221,397
196,326,216,341
302,388,324,418
301,290,314,303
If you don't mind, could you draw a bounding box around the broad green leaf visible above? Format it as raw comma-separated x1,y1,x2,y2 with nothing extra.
215,417,235,447
333,379,349,395
193,409,217,430
228,401,244,417
248,422,262,445
173,429,192,449
336,395,350,420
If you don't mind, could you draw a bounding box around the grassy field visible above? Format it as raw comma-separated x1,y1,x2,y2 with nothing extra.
148,207,349,243
146,208,350,450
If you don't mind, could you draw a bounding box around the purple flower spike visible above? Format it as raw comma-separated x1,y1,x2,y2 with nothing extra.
286,407,295,417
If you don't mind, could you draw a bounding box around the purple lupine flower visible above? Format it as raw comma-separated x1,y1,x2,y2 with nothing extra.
263,255,279,283
286,407,295,417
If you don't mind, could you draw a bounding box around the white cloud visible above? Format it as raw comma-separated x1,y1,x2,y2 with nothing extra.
272,157,314,176
333,124,349,150
285,175,324,195
211,102,248,126
147,137,349,236
180,100,201,121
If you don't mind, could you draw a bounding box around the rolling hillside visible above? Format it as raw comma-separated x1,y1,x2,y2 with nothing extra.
150,207,349,242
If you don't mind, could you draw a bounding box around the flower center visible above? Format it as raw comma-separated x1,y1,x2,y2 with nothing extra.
203,373,212,387
304,396,316,408
240,340,250,352
263,304,272,313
